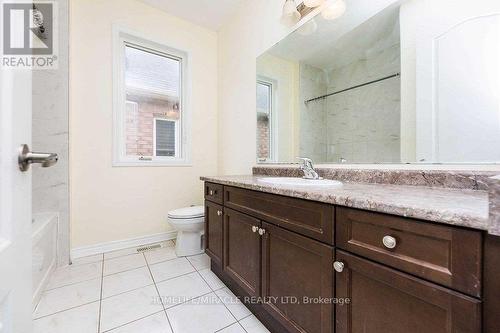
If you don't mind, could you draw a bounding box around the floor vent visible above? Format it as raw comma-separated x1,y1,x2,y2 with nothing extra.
136,243,162,253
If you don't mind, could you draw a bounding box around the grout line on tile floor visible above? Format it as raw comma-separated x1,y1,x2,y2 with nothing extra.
215,321,246,333
43,276,101,293
97,257,105,333
100,263,202,301
32,300,100,321
213,285,241,324
99,309,165,333
101,282,156,301
143,263,195,284
102,264,148,277
144,253,175,333
144,255,183,267
195,266,226,293
103,264,148,277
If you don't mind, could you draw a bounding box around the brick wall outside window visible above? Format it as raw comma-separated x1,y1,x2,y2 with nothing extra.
257,114,270,160
125,94,179,157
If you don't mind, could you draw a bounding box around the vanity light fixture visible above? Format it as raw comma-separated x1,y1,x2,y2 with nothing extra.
303,0,325,8
281,0,301,26
321,0,346,20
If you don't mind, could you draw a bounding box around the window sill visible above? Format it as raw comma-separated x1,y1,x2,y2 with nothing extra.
112,159,192,167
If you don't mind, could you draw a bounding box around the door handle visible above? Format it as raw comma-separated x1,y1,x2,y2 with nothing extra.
18,144,58,172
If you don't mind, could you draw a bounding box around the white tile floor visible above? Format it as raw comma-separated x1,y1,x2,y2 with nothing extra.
33,241,270,333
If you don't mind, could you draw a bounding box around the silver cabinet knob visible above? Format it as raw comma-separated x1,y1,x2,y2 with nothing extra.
252,226,258,233
333,261,344,273
382,235,397,249
209,190,214,195
258,228,266,236
217,210,222,216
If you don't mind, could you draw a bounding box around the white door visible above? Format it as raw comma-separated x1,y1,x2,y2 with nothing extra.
414,0,500,163
0,68,33,331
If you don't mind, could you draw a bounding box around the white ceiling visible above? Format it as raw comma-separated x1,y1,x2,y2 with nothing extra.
139,0,247,31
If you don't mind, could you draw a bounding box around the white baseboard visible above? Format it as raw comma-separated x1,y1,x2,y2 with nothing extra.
70,231,177,260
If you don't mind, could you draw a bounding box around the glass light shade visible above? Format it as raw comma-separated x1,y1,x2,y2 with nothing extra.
321,0,346,20
283,0,298,15
304,0,325,8
281,0,301,26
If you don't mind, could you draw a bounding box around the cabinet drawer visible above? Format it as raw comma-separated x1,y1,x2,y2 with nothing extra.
224,186,334,244
336,207,482,297
335,250,481,333
205,182,223,204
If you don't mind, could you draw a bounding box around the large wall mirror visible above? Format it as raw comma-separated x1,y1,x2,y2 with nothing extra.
256,0,500,164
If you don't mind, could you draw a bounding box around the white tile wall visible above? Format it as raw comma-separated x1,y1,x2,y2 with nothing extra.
32,0,70,266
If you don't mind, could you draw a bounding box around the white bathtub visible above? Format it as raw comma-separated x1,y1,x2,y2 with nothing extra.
32,212,58,310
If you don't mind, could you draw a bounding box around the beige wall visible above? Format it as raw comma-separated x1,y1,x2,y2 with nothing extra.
70,0,218,248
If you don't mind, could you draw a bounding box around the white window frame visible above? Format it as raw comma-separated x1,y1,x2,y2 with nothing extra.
153,118,179,158
112,26,191,166
256,76,278,163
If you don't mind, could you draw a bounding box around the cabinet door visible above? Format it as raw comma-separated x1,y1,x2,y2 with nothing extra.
261,222,334,333
224,208,261,297
205,201,223,267
335,250,481,333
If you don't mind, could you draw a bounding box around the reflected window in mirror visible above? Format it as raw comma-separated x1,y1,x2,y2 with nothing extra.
256,79,276,162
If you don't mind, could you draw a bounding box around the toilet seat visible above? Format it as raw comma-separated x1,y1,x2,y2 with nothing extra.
168,206,204,219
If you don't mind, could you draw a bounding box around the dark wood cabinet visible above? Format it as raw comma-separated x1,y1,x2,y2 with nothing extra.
337,207,482,297
261,222,334,333
223,208,261,297
204,182,489,333
335,250,481,333
204,201,223,266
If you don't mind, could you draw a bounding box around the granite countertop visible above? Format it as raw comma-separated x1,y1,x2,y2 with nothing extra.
200,175,490,232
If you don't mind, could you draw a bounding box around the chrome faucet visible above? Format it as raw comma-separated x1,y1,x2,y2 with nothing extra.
297,157,322,180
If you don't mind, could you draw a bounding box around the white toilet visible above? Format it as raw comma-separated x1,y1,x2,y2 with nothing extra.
168,205,205,257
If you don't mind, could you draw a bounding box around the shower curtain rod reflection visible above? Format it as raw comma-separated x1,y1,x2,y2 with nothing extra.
304,73,401,104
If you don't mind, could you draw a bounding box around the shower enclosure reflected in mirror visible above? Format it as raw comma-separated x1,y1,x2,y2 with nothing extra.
256,0,500,164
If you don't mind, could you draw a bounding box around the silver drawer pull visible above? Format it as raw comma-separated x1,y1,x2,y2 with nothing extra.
209,190,215,195
252,226,258,233
382,235,397,249
258,228,266,236
217,210,222,216
333,261,344,273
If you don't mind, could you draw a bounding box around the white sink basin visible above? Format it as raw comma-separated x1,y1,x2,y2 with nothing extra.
258,177,342,188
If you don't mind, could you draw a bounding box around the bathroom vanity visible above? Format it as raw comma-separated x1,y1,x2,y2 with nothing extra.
201,172,500,333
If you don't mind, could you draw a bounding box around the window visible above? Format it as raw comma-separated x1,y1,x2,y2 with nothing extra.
256,79,275,162
154,118,177,157
113,29,190,166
